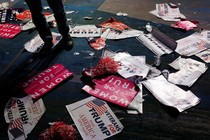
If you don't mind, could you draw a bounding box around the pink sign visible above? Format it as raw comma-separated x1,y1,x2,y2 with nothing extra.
0,23,21,38
20,64,73,99
82,75,138,107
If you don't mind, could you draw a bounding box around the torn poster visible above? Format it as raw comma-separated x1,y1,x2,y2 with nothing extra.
66,96,124,140
69,25,102,37
168,57,208,87
175,31,210,56
149,3,186,21
0,23,21,38
99,17,142,40
142,75,200,112
87,37,106,50
82,75,140,108
0,8,24,23
171,19,199,31
137,28,177,56
4,95,45,140
20,64,73,99
24,32,61,53
195,49,210,63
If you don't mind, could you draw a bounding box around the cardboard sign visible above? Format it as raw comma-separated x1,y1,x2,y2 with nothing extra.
0,23,21,38
4,96,45,140
83,75,138,107
66,96,124,140
20,64,73,99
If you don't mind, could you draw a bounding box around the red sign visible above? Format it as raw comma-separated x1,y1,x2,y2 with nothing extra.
20,64,73,99
99,17,129,31
0,23,21,38
89,37,106,50
82,75,138,107
16,9,51,21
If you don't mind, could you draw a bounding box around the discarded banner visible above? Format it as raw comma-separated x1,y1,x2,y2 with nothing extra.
66,96,124,140
0,23,21,38
4,96,45,140
20,64,73,99
82,75,139,107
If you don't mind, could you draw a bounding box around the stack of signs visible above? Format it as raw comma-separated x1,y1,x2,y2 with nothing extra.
66,96,124,140
24,32,62,53
142,75,200,112
20,64,73,99
4,96,45,140
0,23,21,38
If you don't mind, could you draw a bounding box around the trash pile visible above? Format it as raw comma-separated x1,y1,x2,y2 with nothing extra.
1,1,210,140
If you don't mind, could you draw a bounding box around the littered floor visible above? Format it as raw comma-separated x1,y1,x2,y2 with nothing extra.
0,0,210,140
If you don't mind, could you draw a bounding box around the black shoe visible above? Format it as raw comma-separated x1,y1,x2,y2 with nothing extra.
38,42,54,56
58,35,74,51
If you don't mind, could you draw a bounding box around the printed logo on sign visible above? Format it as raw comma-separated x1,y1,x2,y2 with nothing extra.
86,99,107,116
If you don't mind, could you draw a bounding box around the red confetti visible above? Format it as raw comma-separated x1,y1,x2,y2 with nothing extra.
83,57,120,78
39,122,77,140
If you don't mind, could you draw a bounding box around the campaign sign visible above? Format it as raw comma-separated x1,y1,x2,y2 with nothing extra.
0,23,21,38
4,96,45,140
20,64,73,99
82,75,138,107
66,96,124,140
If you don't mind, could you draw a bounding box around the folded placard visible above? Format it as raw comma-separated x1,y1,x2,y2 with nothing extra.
137,28,177,56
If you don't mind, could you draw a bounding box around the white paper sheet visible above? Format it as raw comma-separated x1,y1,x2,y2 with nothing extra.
168,57,208,87
142,75,200,112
